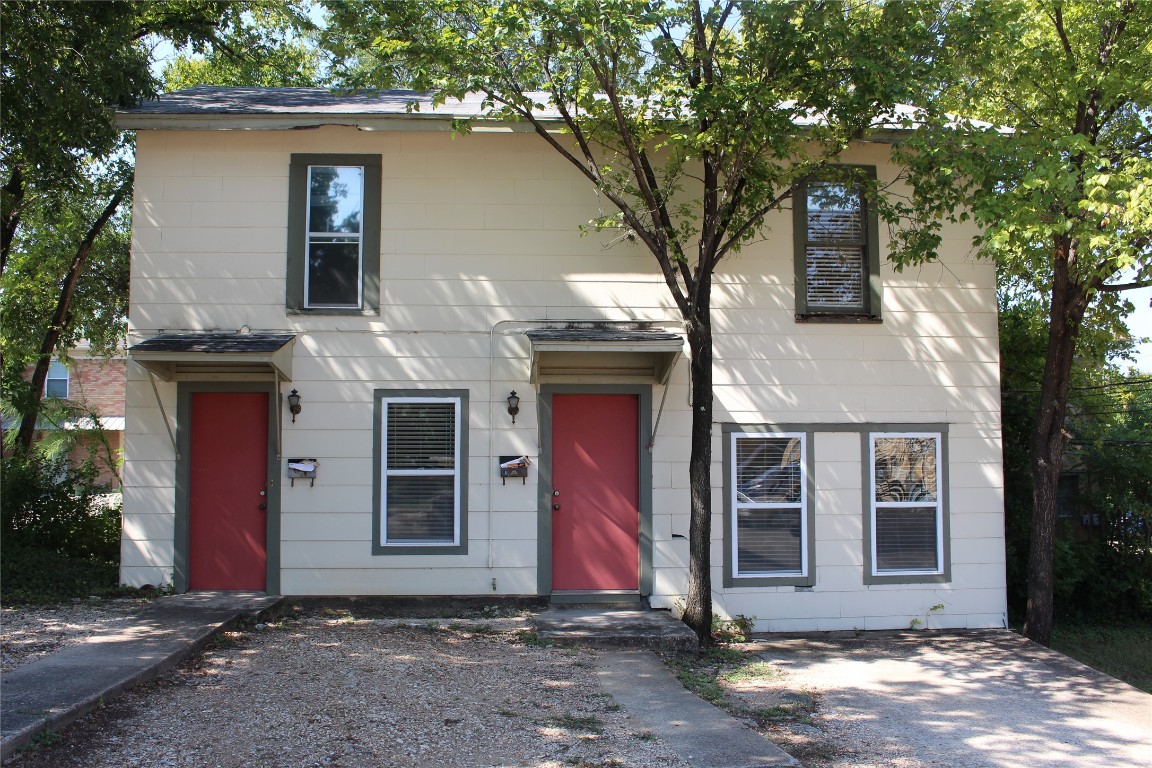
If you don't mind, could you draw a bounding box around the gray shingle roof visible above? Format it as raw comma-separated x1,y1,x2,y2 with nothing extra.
119,86,557,118
129,332,295,354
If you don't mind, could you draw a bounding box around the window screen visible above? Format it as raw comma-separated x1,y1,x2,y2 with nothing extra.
382,399,460,545
731,433,806,577
871,434,942,574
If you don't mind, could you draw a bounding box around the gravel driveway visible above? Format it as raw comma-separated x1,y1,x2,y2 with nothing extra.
4,611,693,768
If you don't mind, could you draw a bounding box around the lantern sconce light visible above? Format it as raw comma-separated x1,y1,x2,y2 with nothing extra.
287,389,302,423
506,391,520,424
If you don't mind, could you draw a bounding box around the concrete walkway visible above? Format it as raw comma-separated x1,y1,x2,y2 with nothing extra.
0,591,283,760
600,650,800,767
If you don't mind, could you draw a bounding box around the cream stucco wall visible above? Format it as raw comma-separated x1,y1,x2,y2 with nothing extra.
123,126,1006,630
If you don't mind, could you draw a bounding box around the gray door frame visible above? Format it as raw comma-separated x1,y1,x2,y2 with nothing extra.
174,381,281,594
536,384,653,598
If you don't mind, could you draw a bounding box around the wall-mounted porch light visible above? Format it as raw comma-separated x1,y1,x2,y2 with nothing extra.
506,391,520,424
287,389,302,423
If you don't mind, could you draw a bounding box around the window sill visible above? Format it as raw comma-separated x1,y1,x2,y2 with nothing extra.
287,307,380,317
795,313,882,324
723,574,815,588
373,543,468,556
865,572,949,586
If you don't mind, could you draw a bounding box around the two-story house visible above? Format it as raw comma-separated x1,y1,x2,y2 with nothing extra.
116,87,1007,631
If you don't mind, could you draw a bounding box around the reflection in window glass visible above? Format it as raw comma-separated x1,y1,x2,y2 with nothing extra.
731,433,806,577
306,166,363,307
804,180,866,311
871,433,942,574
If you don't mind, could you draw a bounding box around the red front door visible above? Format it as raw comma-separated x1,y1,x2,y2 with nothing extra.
188,392,268,590
551,394,640,591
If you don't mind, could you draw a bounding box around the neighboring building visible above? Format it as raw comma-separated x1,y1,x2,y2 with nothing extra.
115,87,1007,631
4,349,126,488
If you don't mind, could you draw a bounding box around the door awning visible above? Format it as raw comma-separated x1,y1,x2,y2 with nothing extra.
527,326,683,384
129,333,296,381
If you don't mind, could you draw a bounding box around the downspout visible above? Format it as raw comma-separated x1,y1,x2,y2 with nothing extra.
273,369,283,460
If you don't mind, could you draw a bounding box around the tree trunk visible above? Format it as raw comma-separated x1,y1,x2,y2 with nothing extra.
15,185,126,451
1023,235,1090,647
1,164,24,275
681,283,715,645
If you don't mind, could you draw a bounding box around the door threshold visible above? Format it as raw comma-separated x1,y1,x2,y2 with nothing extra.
550,591,645,607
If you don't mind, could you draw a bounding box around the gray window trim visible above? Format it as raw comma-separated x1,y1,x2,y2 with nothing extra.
863,426,951,585
722,424,816,588
372,389,469,556
793,165,882,321
287,153,381,316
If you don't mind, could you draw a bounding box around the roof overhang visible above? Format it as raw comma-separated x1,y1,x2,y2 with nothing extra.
128,333,296,382
527,326,683,384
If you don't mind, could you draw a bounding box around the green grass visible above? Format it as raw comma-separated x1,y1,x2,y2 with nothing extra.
1048,623,1152,693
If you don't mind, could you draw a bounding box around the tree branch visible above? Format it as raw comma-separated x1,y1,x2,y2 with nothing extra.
1098,281,1152,293
15,180,127,450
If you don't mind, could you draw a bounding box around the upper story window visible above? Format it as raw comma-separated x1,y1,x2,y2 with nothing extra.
45,361,69,398
287,154,381,315
307,166,364,308
793,167,882,321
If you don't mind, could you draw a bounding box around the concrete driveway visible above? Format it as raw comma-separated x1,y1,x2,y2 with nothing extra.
748,630,1150,768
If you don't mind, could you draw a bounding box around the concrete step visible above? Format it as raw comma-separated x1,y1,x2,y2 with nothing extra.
534,607,699,652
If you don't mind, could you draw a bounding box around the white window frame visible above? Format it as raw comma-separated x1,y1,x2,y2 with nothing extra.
730,431,808,579
304,164,365,310
869,431,944,577
380,395,462,547
45,361,69,398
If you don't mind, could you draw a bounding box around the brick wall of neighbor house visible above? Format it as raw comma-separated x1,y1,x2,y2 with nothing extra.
11,354,126,488
63,356,126,489
123,125,1006,630
70,357,127,418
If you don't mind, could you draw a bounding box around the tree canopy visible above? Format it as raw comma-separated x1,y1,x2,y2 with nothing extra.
325,0,953,640
1,0,313,450
898,0,1152,644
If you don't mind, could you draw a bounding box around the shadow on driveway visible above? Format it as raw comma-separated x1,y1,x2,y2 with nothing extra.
747,630,1150,768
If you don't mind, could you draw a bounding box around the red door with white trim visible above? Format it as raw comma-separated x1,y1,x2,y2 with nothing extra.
551,394,639,591
188,392,268,590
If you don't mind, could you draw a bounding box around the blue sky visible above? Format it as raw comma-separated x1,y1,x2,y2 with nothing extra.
1126,285,1151,372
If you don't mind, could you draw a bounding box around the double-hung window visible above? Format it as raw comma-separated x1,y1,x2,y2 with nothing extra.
794,167,881,320
373,390,468,554
725,430,812,586
45,361,69,398
287,154,381,314
868,432,947,582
